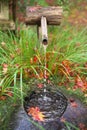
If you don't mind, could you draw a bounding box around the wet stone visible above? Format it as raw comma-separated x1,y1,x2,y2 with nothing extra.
24,86,67,122
8,98,87,130
8,86,87,130
8,106,63,130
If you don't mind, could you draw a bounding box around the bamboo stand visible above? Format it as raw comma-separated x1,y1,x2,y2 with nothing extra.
25,6,63,44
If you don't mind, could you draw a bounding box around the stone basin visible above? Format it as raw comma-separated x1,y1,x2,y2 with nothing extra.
24,85,67,122
8,93,87,130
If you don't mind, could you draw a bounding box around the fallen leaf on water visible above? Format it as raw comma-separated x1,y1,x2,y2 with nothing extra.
27,107,45,121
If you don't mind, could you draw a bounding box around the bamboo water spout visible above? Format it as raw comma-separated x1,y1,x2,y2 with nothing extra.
25,6,63,43
41,16,48,45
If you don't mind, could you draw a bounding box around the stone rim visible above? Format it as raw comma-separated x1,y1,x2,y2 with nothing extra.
24,85,68,122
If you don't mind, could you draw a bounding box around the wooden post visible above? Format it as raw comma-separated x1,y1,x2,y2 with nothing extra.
25,6,63,25
41,16,48,45
25,6,63,44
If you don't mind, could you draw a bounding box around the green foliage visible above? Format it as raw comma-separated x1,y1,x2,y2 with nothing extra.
0,27,38,101
29,0,47,6
18,0,69,9
0,98,17,129
0,25,87,99
47,26,87,76
57,0,69,5
0,14,87,130
64,121,79,130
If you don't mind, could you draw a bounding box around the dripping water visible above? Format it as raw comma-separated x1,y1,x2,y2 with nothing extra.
43,45,47,101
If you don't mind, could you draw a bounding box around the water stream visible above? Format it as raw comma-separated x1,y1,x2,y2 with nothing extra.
43,45,48,101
